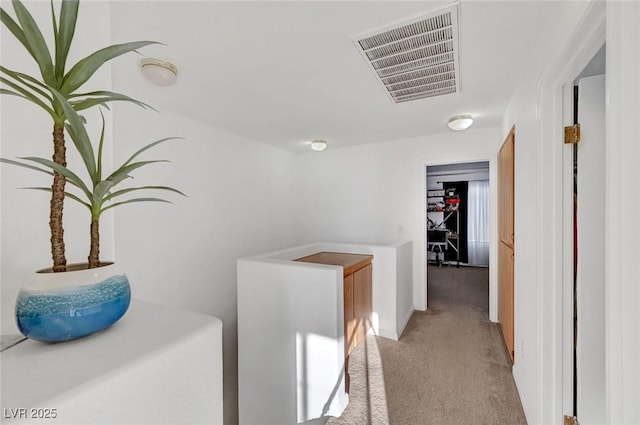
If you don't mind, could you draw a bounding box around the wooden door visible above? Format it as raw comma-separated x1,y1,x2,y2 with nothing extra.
353,264,372,349
343,273,355,356
498,131,514,246
498,239,514,362
498,128,515,363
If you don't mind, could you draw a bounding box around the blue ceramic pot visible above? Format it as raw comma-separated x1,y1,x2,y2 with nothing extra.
16,263,131,342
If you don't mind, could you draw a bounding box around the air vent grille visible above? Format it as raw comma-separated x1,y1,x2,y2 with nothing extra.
353,6,460,103
386,71,455,93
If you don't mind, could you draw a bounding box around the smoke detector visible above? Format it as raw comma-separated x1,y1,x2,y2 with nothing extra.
353,5,461,104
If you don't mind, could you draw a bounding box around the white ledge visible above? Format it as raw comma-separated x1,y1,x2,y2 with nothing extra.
1,300,223,425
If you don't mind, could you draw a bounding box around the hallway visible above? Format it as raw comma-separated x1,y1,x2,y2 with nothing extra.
329,265,526,425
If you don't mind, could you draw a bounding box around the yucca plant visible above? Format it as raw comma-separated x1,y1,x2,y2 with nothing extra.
2,92,184,268
1,0,157,271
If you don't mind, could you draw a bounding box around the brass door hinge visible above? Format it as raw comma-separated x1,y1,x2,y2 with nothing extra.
564,415,580,425
564,124,581,144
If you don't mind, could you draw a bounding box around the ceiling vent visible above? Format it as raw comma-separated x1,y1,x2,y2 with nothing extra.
353,5,461,104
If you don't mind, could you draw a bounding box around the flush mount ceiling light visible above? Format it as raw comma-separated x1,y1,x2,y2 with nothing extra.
447,114,473,131
310,140,328,151
140,58,178,86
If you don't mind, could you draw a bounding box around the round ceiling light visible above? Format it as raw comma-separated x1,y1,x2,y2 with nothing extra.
310,140,328,151
140,58,178,86
447,114,474,131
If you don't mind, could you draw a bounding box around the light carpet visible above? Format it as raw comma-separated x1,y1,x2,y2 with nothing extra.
326,265,527,425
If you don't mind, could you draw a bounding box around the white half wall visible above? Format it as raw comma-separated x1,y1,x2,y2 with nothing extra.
1,300,223,425
319,241,413,340
246,241,413,340
395,240,414,336
237,256,346,425
237,240,412,424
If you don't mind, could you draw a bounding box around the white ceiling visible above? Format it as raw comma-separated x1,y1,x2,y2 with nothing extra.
110,1,563,153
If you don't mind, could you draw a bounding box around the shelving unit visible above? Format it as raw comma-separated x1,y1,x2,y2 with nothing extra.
427,188,460,267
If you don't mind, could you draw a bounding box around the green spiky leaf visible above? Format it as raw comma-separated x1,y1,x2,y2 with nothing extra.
100,197,171,214
0,157,54,176
54,0,78,80
0,6,34,58
23,186,90,209
11,0,55,85
0,76,55,116
106,160,169,186
19,156,91,198
104,185,186,202
1,66,53,102
61,41,159,94
97,111,105,180
93,180,115,201
69,90,153,112
51,90,97,178
119,137,182,169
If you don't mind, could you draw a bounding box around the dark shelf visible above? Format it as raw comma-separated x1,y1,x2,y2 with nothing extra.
427,208,459,213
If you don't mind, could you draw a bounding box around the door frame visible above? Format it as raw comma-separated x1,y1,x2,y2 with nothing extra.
536,2,605,423
422,157,499,323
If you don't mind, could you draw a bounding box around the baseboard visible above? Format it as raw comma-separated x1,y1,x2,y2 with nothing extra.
512,364,533,424
398,306,415,339
376,307,415,341
376,328,398,341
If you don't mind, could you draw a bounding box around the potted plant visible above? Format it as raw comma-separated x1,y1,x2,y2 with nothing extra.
1,0,182,342
5,93,183,342
1,0,156,272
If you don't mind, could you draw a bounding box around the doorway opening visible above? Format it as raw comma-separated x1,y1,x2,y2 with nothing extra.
562,43,606,425
426,161,490,311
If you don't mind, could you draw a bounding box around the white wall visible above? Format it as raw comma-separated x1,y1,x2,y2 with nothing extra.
501,82,542,422
294,127,502,317
111,105,298,425
502,3,640,423
499,1,604,423
0,1,114,333
605,2,640,423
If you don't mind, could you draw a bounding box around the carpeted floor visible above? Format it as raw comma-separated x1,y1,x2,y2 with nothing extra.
327,265,527,425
